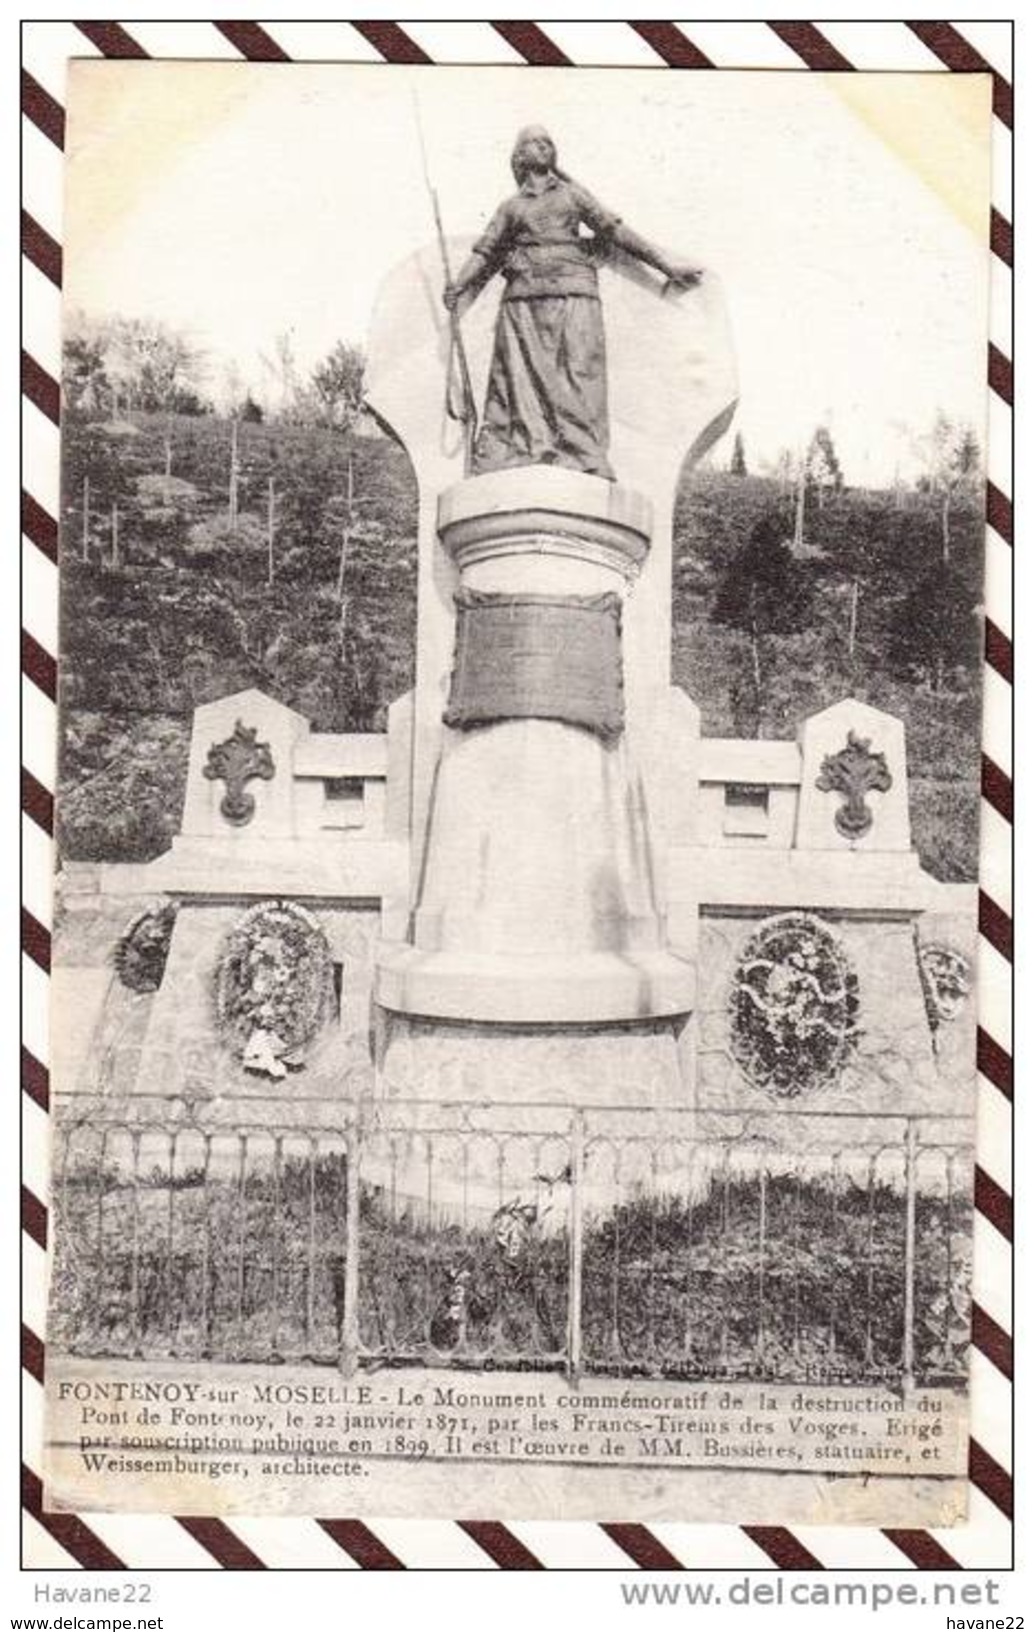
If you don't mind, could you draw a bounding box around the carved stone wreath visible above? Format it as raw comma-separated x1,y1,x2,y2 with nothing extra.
114,904,177,993
214,901,333,1080
729,912,860,1099
918,943,972,1029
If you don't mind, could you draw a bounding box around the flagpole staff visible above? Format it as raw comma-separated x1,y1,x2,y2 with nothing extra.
412,94,478,474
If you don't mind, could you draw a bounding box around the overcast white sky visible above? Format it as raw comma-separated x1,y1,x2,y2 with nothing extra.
64,61,992,486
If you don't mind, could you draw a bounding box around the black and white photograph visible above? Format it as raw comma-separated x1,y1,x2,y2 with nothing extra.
41,54,993,1528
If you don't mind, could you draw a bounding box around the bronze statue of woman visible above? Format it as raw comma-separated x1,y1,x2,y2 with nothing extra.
444,125,702,480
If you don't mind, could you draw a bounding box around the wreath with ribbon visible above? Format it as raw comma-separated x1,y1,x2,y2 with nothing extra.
214,901,333,1079
729,912,860,1099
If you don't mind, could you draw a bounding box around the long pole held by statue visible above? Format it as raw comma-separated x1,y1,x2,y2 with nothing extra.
412,94,478,474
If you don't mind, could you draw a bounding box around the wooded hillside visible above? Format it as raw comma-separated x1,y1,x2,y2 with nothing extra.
56,404,983,880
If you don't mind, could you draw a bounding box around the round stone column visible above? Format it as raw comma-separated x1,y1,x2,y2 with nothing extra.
375,466,694,1024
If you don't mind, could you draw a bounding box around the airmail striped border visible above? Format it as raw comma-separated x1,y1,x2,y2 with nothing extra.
21,18,1013,1573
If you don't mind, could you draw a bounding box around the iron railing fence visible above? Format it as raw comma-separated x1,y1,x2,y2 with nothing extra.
49,1095,972,1388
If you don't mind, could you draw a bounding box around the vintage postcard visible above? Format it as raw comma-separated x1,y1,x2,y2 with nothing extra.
42,57,993,1527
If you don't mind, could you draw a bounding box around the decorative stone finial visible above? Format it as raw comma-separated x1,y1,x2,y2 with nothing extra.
815,730,893,841
203,720,275,827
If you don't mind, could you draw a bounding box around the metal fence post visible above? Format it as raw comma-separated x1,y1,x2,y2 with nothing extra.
566,1111,585,1385
756,1165,768,1366
902,1119,918,1392
129,1128,142,1358
339,1121,361,1378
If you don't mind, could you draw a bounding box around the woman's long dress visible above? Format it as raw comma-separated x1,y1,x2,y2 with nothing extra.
470,174,619,481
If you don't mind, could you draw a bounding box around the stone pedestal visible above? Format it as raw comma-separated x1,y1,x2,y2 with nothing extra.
364,245,739,897
375,468,694,1025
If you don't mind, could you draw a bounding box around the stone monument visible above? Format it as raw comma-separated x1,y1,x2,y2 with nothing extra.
43,116,979,1480
52,125,975,1235
369,125,737,1107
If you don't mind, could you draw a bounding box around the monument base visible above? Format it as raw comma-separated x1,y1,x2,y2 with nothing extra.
377,468,695,1025
376,1007,688,1109
375,942,694,1024
369,1007,691,1227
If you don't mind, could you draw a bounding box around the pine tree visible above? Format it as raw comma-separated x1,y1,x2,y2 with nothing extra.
730,431,747,476
807,426,843,509
913,414,982,563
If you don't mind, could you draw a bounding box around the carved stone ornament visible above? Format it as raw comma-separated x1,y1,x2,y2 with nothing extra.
203,720,275,826
114,904,177,993
918,943,972,1028
729,912,860,1099
215,901,333,1080
815,729,893,840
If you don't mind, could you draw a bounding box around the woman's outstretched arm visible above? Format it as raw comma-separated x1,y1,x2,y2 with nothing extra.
611,221,702,286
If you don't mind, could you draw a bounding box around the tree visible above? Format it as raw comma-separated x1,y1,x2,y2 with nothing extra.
63,328,109,411
766,447,795,498
889,563,980,694
915,413,982,564
133,324,205,414
63,312,209,476
220,361,248,419
103,316,206,415
712,512,811,735
807,425,843,508
809,490,906,681
311,342,366,432
227,418,241,534
260,331,302,419
729,431,747,476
